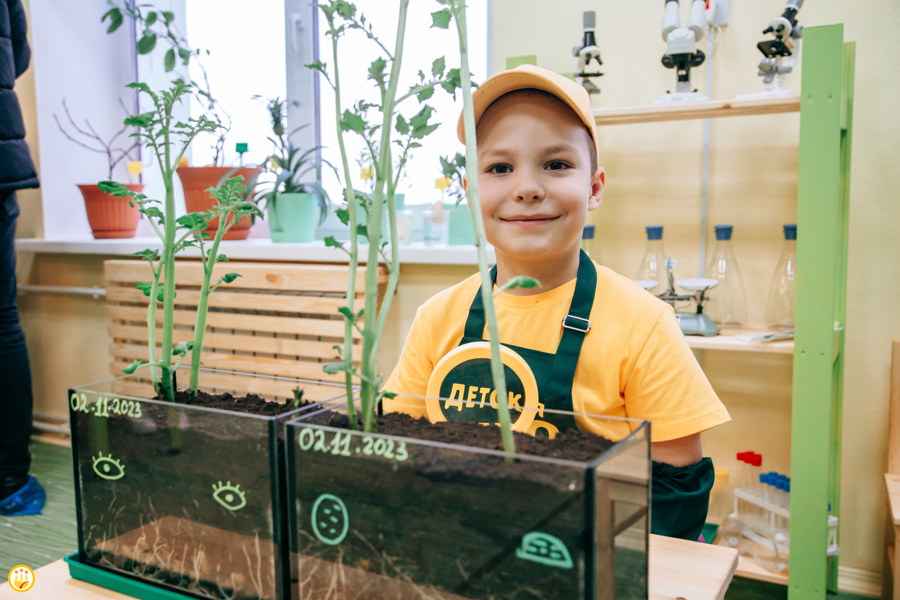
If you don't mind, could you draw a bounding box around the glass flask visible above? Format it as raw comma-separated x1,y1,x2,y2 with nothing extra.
635,225,668,295
765,224,797,330
581,224,595,257
705,224,748,327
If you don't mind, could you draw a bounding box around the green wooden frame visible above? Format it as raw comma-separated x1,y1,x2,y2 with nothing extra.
790,24,855,598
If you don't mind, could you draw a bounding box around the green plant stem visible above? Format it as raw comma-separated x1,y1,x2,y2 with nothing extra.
327,14,360,431
146,266,162,389
189,221,228,394
359,0,409,432
452,1,515,455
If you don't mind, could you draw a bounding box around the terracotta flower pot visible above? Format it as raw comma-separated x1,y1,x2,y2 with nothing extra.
176,166,262,240
78,183,143,239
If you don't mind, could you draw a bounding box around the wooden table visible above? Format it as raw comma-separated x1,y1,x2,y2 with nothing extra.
1,534,738,600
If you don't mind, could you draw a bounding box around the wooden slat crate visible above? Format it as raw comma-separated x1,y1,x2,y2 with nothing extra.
104,259,386,402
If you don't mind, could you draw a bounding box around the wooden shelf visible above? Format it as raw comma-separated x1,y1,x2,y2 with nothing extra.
593,95,800,127
685,326,794,354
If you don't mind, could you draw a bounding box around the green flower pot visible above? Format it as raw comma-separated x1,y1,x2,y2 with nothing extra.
268,192,321,243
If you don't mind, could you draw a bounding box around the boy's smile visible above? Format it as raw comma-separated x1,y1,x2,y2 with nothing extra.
475,90,604,291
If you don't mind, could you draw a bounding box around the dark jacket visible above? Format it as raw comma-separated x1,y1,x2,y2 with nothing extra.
0,0,39,194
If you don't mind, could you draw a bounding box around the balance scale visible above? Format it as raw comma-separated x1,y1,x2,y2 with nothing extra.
636,277,720,337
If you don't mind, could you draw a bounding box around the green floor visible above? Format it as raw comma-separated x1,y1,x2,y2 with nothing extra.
0,442,878,599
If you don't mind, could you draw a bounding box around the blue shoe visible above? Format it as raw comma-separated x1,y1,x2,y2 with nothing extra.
0,476,46,516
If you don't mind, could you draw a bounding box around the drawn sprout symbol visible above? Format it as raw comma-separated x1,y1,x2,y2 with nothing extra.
311,493,349,546
515,532,574,569
91,452,125,480
212,480,247,511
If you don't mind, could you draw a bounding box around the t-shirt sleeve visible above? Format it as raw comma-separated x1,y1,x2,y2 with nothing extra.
624,307,731,442
381,305,432,418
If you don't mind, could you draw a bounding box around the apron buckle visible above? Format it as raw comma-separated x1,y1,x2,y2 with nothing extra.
562,314,591,333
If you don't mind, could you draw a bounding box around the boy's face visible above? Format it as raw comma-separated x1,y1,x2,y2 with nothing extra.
475,91,604,273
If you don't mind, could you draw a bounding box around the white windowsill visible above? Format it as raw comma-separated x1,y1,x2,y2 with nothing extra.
14,237,494,266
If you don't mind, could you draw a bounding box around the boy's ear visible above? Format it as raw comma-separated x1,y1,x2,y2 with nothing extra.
588,168,606,211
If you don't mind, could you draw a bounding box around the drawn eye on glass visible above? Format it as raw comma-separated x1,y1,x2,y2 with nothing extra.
91,452,125,480
212,480,247,511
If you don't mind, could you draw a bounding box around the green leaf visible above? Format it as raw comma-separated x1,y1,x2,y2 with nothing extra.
124,112,155,129
335,207,350,226
368,57,387,86
337,306,357,321
441,67,462,94
131,249,160,262
431,9,452,29
324,236,344,249
335,0,356,19
305,60,327,74
220,272,241,284
414,84,434,102
145,11,158,26
431,56,446,78
123,359,143,375
395,114,409,135
164,48,176,72
340,110,366,133
178,47,191,65
101,7,123,33
496,276,542,296
137,33,157,55
162,11,175,25
172,341,193,356
323,360,352,375
177,212,210,231
136,282,153,297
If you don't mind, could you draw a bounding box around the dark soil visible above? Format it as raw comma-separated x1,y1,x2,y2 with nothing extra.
170,389,617,461
170,388,296,416
318,408,616,462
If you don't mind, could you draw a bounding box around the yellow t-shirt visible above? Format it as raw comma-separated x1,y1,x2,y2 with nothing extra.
383,259,730,443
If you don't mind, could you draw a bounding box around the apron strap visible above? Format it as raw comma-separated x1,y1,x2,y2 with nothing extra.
546,250,596,407
462,250,597,406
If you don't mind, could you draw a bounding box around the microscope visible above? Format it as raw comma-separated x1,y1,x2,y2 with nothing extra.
740,0,804,97
653,0,710,104
573,11,603,96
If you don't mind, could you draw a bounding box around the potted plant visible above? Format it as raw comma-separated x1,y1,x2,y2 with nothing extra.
104,1,260,240
285,1,651,598
255,96,330,243
53,98,143,239
63,6,326,599
439,151,476,245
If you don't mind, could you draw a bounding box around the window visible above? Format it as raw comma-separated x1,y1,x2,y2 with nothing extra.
30,1,488,239
313,1,490,210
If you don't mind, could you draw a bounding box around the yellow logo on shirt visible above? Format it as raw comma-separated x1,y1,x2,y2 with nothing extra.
426,342,540,432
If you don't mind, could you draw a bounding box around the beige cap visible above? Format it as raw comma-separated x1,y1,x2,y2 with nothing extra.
456,64,599,169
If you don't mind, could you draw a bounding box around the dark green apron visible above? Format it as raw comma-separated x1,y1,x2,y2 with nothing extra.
457,250,596,435
455,248,714,540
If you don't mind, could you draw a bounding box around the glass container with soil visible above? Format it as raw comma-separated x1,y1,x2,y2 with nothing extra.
285,395,651,599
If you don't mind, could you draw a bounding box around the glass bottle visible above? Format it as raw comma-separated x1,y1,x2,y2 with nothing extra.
635,225,668,294
581,224,595,258
705,225,748,327
766,224,797,330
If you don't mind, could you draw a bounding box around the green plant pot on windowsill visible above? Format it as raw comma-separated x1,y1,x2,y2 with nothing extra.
268,192,322,243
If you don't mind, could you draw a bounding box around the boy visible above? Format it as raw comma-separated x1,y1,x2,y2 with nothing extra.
384,64,730,541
